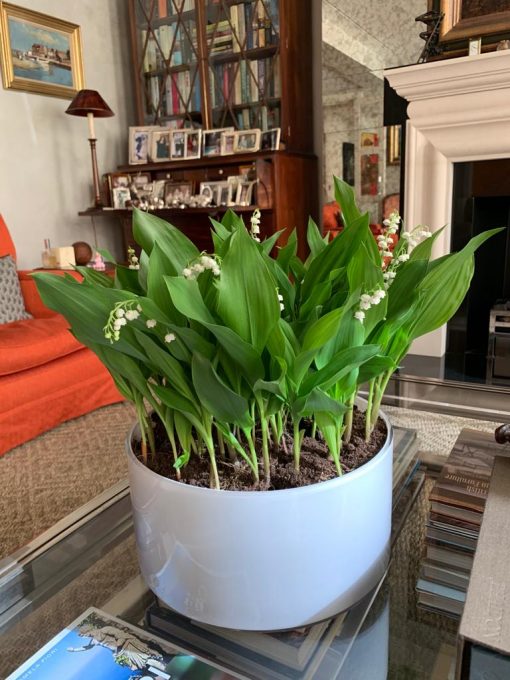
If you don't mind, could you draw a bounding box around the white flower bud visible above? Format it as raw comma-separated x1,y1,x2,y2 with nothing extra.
146,319,157,328
164,333,176,343
354,310,365,323
115,308,125,318
182,267,192,278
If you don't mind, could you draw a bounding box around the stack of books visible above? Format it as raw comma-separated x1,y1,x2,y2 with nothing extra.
417,428,499,618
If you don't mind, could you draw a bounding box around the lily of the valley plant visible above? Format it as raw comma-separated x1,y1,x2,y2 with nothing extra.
34,178,500,489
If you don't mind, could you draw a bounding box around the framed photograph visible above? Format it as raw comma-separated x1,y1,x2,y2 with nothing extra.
185,129,202,159
130,172,151,189
203,127,234,157
260,128,281,151
150,129,172,162
129,127,158,165
215,181,232,207
360,131,379,148
199,182,215,202
170,130,186,160
0,3,84,99
152,179,167,200
220,131,236,155
440,0,510,42
109,173,131,189
236,180,255,206
342,142,355,186
165,181,193,205
233,129,261,153
386,125,401,166
112,187,131,209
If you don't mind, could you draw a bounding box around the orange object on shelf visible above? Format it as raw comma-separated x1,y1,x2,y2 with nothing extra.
0,214,123,456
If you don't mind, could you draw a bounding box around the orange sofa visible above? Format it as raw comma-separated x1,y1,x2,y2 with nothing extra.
0,215,123,456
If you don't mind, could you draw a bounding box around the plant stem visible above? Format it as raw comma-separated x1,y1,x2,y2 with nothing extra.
243,429,260,483
204,423,220,490
257,400,271,482
342,394,355,444
369,370,393,434
311,420,317,439
293,420,301,472
365,379,375,441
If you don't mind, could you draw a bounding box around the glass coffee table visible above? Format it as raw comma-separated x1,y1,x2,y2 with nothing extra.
0,426,460,680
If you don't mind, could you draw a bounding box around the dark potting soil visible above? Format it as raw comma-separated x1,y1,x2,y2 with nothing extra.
134,406,387,491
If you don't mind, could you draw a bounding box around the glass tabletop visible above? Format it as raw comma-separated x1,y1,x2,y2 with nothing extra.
0,432,460,680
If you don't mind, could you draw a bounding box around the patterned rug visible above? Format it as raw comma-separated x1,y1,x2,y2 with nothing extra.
0,402,135,559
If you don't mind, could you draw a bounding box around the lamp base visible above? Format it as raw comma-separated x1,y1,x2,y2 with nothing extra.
88,138,104,209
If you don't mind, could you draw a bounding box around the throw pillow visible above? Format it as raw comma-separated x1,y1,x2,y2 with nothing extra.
0,255,32,324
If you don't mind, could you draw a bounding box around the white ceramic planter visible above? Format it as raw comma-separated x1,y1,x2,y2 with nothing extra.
126,411,393,631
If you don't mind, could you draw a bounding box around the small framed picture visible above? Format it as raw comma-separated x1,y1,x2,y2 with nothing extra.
220,131,236,155
108,173,131,190
152,179,167,199
151,130,172,162
215,181,232,207
112,187,131,209
233,129,261,153
236,180,255,206
129,126,158,164
199,182,215,202
185,129,202,159
170,130,186,160
203,127,234,157
130,173,151,189
165,181,193,205
260,128,281,151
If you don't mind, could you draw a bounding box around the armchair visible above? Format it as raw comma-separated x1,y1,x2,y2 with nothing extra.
0,214,123,456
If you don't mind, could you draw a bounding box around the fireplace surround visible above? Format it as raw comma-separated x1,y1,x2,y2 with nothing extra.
385,50,510,358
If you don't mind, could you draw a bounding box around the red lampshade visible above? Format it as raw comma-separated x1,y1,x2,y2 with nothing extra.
65,89,114,118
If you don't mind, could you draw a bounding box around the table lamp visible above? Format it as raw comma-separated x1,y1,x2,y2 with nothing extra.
65,89,114,208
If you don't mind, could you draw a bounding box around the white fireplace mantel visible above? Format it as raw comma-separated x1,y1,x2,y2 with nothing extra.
385,51,510,357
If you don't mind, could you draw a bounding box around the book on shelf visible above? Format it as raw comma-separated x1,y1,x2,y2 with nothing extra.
417,591,464,618
6,607,235,680
421,561,471,591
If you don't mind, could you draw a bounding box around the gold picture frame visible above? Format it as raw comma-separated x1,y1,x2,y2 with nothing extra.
386,125,401,166
439,0,510,42
0,2,84,99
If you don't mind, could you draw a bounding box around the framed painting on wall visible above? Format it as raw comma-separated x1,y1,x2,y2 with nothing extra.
386,125,401,166
0,2,84,99
342,142,355,186
439,0,510,42
361,154,380,196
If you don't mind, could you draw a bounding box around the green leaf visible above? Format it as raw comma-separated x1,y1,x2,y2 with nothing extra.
165,276,217,325
216,222,280,352
98,247,117,264
147,243,186,324
334,176,361,228
292,388,347,418
74,267,113,288
191,353,252,428
134,330,194,400
307,218,326,257
356,355,396,384
261,229,285,256
300,344,380,395
152,383,201,419
115,265,145,295
132,208,199,269
276,230,297,273
301,306,348,352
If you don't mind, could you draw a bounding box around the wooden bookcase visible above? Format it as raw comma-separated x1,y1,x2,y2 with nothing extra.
128,0,314,154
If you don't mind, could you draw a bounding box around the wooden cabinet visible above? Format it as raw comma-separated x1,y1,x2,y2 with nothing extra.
83,150,317,259
128,0,314,154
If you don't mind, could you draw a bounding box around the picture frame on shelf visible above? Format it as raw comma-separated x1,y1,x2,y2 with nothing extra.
151,129,172,162
220,131,236,155
108,173,131,190
199,182,215,203
170,130,186,160
0,3,84,99
185,129,202,159
233,129,261,153
227,175,242,201
203,127,234,157
152,179,167,200
129,126,159,164
165,181,193,206
360,131,379,148
112,187,131,209
215,181,232,207
236,180,255,206
260,128,281,151
130,172,151,189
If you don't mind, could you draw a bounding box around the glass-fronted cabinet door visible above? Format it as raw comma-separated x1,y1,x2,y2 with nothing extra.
130,0,203,129
203,0,281,131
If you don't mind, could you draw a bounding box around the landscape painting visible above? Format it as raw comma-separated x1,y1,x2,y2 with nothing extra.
0,3,84,98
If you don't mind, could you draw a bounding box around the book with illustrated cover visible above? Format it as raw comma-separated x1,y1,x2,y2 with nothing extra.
7,607,238,680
